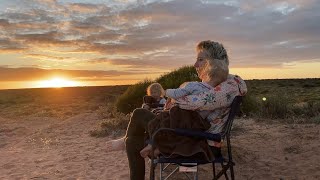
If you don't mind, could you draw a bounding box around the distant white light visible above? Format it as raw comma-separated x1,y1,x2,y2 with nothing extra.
262,97,267,101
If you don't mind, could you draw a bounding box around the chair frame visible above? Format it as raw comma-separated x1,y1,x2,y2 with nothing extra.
149,96,243,180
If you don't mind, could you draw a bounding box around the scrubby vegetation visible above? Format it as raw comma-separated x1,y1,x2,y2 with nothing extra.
115,66,199,114
0,67,319,137
0,85,128,119
243,78,320,121
89,104,129,137
116,66,320,122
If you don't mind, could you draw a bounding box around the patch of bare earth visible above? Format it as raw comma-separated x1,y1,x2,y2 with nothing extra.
0,115,319,179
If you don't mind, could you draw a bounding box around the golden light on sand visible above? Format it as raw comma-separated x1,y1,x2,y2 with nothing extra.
36,77,81,88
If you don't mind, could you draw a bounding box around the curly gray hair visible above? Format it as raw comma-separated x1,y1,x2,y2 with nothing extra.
197,40,229,82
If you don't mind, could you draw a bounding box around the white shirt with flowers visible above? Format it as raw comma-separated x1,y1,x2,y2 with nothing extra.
174,74,247,146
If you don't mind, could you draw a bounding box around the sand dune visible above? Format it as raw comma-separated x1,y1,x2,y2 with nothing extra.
0,115,319,179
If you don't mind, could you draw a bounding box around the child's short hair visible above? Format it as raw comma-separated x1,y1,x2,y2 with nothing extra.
147,83,165,97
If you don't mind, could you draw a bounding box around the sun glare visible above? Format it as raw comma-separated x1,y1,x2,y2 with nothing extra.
36,77,80,88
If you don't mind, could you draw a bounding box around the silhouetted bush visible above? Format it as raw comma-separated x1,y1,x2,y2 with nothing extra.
115,66,199,114
257,94,291,119
115,79,153,114
90,104,129,137
157,66,200,89
241,93,259,116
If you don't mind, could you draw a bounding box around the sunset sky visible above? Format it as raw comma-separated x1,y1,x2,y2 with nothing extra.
1,0,320,89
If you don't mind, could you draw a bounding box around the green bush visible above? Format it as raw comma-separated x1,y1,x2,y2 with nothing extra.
115,79,153,114
90,103,129,137
311,115,320,124
241,93,259,116
257,94,290,119
115,66,199,114
157,66,199,89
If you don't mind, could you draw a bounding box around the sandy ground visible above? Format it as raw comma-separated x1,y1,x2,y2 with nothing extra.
0,114,319,180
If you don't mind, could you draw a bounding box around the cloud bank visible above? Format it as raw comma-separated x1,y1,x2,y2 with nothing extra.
0,0,319,82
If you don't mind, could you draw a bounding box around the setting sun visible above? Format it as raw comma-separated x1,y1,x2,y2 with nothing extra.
35,77,81,88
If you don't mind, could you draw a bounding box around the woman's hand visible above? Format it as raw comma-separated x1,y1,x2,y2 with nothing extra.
164,98,175,110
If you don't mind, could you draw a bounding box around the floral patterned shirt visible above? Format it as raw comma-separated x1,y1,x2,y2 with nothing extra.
175,74,247,146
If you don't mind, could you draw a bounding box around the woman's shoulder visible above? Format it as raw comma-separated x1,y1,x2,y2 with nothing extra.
225,74,247,95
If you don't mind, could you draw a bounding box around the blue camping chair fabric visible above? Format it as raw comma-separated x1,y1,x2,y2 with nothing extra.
149,96,243,180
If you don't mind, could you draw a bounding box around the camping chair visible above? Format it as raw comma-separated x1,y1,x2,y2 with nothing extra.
149,96,243,180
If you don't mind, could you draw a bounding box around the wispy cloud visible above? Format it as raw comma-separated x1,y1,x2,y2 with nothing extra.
0,0,319,82
0,66,161,81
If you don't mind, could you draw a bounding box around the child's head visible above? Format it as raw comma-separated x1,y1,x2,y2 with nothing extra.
147,83,165,98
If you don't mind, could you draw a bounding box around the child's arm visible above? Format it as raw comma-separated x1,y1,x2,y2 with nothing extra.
159,98,166,105
165,82,198,99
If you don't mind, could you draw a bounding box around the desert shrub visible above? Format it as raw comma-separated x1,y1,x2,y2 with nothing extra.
115,79,152,114
257,94,291,119
116,66,199,114
310,115,320,124
302,83,317,88
288,103,308,116
305,101,320,117
288,101,320,118
157,66,199,89
241,93,259,116
90,104,129,137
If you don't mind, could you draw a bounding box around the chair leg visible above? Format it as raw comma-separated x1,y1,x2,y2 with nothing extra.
160,163,163,180
150,160,156,180
230,163,235,180
212,162,216,179
194,165,199,180
222,163,229,180
213,163,229,180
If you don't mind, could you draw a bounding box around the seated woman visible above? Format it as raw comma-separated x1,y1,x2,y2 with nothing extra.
106,40,247,180
140,79,218,157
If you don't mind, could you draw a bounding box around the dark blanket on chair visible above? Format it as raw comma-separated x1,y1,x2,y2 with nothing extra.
147,106,214,161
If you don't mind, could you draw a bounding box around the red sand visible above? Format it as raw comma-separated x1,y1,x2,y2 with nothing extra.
0,114,319,179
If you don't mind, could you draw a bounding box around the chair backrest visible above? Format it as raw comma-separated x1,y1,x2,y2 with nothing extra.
220,96,243,139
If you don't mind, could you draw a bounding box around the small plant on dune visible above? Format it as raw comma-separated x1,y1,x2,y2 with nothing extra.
115,79,153,114
310,115,320,124
257,93,291,119
90,103,129,137
241,93,259,117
